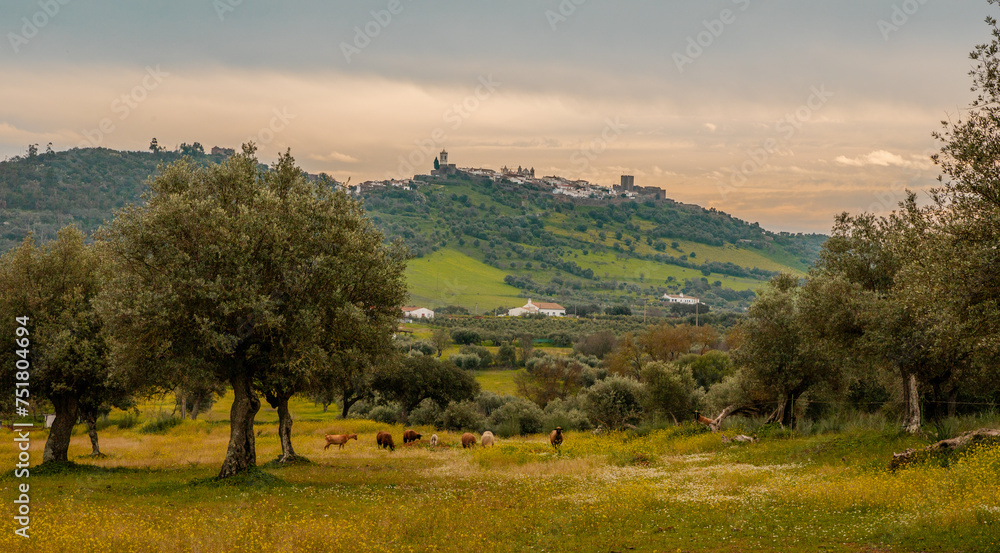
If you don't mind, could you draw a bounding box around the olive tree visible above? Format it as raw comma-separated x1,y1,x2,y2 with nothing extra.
0,228,131,463
96,146,407,477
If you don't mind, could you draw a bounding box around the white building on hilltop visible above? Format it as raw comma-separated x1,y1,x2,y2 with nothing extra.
663,293,699,305
507,299,566,317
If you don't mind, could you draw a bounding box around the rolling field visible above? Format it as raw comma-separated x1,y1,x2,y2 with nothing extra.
470,370,520,396
2,409,998,553
405,249,524,311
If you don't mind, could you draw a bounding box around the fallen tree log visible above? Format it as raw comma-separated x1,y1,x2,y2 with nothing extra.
889,428,1000,471
694,405,758,433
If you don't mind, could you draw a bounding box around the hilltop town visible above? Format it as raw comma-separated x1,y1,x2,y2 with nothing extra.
345,149,665,201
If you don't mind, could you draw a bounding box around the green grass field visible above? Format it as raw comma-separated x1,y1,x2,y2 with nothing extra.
471,370,520,396
405,249,524,311
2,403,998,553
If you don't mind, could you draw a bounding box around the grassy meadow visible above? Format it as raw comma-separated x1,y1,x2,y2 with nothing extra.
2,390,998,552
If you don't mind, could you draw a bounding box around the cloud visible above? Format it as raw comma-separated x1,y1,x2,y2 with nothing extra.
704,123,717,133
652,165,678,177
308,151,359,164
834,150,933,170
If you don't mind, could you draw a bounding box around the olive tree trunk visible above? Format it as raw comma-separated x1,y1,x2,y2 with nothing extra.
42,395,78,463
276,395,296,462
264,389,298,463
218,373,260,478
902,372,921,434
85,413,102,456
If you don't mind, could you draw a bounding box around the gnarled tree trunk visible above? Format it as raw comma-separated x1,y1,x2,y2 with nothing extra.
947,386,959,419
190,395,201,420
901,372,921,434
42,395,78,463
340,388,362,419
696,404,757,432
276,395,296,462
218,372,260,478
265,389,298,463
763,394,797,428
84,413,102,456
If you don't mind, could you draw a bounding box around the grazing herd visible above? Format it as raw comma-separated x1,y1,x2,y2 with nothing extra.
322,428,565,452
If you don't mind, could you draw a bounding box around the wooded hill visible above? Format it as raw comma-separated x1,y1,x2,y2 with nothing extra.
0,147,827,312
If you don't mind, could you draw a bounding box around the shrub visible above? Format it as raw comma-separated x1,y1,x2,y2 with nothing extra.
547,332,574,348
113,412,140,430
408,398,442,426
450,353,482,370
583,375,645,430
542,408,591,432
574,330,618,358
580,365,609,388
641,361,699,422
460,344,494,367
496,342,517,367
475,391,513,417
348,400,374,418
407,340,437,356
486,397,545,437
543,396,592,431
516,355,586,407
677,351,734,390
440,400,485,432
450,328,482,345
139,414,182,434
368,404,402,424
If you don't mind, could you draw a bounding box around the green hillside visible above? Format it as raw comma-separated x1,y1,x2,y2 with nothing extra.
0,147,827,313
366,172,826,312
405,249,523,310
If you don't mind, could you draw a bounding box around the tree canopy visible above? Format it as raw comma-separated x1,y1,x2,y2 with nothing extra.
96,145,408,477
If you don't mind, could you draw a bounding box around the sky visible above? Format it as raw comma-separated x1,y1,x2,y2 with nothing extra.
0,0,992,233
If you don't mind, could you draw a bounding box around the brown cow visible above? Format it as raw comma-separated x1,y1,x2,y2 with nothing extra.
549,427,564,448
324,433,358,450
403,429,422,444
461,432,477,448
376,431,395,451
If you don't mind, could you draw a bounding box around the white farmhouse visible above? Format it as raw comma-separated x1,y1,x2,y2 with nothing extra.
507,299,566,317
663,293,699,305
400,306,435,320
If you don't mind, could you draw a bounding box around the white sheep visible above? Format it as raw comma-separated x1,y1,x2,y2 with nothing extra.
430,434,438,447
481,431,495,447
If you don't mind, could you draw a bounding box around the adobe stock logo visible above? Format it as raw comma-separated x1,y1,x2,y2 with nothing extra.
7,0,72,53
570,118,628,173
878,0,929,41
718,85,835,200
78,66,170,148
340,0,412,64
672,0,751,73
